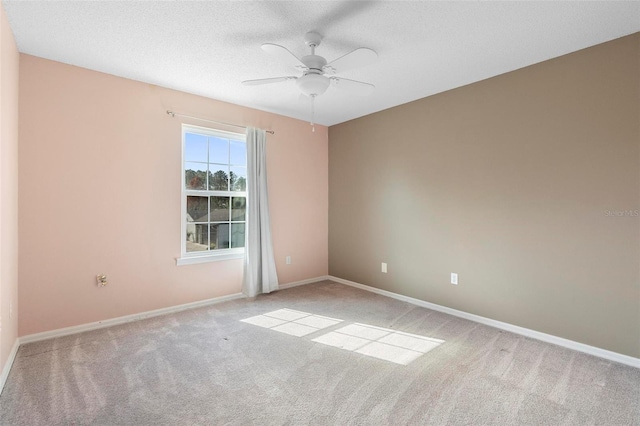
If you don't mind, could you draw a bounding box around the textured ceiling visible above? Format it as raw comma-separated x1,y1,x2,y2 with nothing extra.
4,1,640,126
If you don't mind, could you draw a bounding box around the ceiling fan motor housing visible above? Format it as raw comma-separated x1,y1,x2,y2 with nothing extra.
301,54,327,72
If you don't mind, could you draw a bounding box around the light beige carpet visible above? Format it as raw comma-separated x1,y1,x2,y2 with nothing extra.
1,280,638,425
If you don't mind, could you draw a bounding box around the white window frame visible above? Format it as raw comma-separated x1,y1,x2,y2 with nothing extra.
176,124,246,266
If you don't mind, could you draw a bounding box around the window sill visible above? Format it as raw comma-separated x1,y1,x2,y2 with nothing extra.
176,251,244,266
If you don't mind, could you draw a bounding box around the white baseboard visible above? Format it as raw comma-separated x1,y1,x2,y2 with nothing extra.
19,292,245,345
11,273,637,379
328,275,640,369
279,275,330,290
0,339,20,395
19,275,332,345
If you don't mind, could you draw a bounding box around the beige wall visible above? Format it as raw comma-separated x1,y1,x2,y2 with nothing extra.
329,34,640,358
0,3,19,373
18,55,328,336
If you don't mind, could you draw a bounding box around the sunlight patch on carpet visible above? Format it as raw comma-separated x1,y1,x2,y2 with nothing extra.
313,323,444,365
241,309,343,337
241,309,445,365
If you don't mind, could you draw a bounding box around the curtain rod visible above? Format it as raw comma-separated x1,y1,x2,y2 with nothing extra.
166,110,275,135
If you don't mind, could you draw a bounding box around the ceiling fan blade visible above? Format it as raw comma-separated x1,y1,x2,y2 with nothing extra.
261,43,306,69
242,76,297,86
330,77,375,96
326,48,377,73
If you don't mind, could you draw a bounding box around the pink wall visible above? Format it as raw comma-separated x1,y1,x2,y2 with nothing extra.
18,55,328,336
0,3,19,371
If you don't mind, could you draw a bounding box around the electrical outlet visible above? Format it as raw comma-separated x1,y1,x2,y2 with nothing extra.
286,256,291,265
451,273,458,285
381,262,387,273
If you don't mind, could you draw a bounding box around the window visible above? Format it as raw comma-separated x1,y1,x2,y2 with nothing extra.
178,124,246,265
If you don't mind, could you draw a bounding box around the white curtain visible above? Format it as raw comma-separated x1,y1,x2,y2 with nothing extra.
242,127,279,297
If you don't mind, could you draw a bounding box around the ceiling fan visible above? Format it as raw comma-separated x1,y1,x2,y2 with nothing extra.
242,32,377,129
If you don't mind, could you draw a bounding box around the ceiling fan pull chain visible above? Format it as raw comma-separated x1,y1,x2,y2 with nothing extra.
310,94,316,132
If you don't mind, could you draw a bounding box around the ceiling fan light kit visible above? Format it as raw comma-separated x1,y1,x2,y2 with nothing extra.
242,31,377,130
296,74,330,97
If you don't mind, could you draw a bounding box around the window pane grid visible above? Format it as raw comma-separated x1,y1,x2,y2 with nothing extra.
184,126,246,256
185,195,245,253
